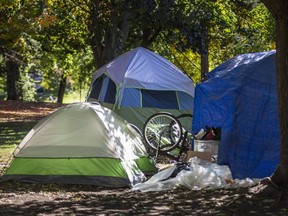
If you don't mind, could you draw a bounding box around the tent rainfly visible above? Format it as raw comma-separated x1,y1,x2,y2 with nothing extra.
192,50,280,179
1,102,157,187
86,47,195,130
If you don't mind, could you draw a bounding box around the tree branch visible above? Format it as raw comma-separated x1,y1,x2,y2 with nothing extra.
0,45,23,63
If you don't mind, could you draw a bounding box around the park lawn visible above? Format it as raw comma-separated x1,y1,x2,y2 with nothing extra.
0,121,37,174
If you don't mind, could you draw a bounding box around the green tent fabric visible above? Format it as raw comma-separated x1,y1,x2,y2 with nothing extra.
1,102,157,187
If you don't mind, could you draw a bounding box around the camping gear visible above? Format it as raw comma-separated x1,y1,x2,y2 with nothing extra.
142,112,192,163
1,102,157,187
193,140,220,156
192,127,221,162
86,47,195,130
132,157,247,192
192,50,280,179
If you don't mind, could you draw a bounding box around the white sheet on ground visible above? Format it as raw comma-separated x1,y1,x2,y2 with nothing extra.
132,157,255,192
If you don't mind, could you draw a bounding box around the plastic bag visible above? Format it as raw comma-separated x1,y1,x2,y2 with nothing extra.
132,164,178,192
132,157,254,192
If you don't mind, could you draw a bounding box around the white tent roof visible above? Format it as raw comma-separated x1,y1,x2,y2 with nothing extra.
15,102,147,160
91,47,195,96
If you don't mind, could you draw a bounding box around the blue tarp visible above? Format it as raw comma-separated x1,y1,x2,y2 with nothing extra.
192,50,280,179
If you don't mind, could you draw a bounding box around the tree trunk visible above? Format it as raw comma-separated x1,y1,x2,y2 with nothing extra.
261,0,288,191
88,1,131,68
271,3,288,190
57,73,66,103
200,26,209,82
141,27,161,48
5,56,21,100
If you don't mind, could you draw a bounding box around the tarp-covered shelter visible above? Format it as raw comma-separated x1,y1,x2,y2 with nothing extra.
192,50,280,179
1,102,157,187
86,47,195,130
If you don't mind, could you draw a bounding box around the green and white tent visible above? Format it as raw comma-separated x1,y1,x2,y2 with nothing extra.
1,102,157,187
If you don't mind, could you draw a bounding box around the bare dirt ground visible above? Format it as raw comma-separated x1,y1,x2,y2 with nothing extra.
0,100,288,215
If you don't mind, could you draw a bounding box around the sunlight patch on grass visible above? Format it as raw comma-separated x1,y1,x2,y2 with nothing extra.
63,92,86,104
0,121,37,174
0,144,16,174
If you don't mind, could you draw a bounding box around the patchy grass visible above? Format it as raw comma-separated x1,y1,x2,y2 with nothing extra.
0,100,63,175
62,91,86,103
0,121,37,174
0,121,36,145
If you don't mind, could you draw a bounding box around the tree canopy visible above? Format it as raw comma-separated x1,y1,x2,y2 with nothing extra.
0,0,275,101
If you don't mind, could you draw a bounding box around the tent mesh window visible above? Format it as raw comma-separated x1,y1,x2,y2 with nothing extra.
141,89,179,109
89,75,104,100
104,78,116,104
88,75,116,104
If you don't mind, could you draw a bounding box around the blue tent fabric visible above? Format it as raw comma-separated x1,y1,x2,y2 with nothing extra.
121,88,141,107
192,50,280,179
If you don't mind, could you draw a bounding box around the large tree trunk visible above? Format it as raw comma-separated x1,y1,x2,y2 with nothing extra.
5,56,22,100
271,3,288,189
88,1,131,68
57,73,67,103
261,0,288,192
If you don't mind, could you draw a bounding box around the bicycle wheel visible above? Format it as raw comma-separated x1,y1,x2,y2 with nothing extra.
143,112,183,152
176,113,193,149
128,123,143,137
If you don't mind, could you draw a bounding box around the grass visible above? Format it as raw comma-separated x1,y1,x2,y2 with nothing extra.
0,121,37,174
63,91,86,103
36,91,86,104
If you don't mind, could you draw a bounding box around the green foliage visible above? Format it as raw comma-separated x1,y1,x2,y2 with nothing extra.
0,0,45,100
156,0,275,77
20,72,36,102
0,55,5,99
209,1,275,69
116,0,274,83
0,0,43,47
31,0,95,100
0,0,276,98
0,0,94,101
36,48,94,101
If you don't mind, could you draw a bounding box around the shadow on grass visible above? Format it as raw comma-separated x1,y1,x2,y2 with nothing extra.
0,121,38,174
0,121,37,146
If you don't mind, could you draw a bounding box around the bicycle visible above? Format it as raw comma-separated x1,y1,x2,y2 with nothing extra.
142,112,193,163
